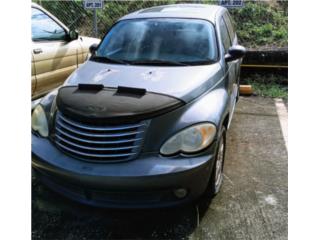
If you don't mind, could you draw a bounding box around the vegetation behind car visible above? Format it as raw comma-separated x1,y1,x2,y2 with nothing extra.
32,0,287,49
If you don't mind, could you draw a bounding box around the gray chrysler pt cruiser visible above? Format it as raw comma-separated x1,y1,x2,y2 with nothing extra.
32,4,245,208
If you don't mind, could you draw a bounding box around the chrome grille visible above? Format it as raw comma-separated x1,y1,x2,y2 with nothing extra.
54,112,148,162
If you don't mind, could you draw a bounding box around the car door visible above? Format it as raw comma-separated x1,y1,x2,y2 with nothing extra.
31,7,81,98
219,15,237,122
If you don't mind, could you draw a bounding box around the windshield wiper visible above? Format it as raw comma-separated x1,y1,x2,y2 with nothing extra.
128,59,190,66
186,59,215,65
91,56,131,65
43,29,65,34
32,37,64,41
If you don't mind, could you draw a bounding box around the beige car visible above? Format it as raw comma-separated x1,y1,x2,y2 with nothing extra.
31,3,100,99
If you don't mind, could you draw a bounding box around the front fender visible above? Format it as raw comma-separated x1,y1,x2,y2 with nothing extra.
143,88,230,153
179,88,229,130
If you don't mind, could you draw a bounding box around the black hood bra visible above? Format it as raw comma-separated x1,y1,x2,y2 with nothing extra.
56,85,185,124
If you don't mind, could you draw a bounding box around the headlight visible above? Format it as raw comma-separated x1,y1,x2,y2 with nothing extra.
160,123,216,155
32,104,49,137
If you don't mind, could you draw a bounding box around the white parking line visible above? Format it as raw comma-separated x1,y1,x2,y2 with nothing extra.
274,98,288,150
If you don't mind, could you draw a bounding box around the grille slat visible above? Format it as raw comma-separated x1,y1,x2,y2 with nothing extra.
55,134,140,151
54,112,148,162
59,114,147,131
56,121,144,138
55,141,136,158
55,127,143,144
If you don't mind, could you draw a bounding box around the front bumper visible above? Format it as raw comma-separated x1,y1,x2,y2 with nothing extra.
32,134,217,208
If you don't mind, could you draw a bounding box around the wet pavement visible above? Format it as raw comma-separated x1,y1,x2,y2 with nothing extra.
32,96,288,240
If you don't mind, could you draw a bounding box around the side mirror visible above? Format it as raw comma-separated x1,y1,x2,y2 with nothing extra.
68,29,78,41
89,43,99,55
225,45,246,62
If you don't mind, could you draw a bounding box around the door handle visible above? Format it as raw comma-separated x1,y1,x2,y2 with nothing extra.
33,48,43,54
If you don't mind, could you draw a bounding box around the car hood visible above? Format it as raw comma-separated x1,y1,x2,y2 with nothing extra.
64,60,222,103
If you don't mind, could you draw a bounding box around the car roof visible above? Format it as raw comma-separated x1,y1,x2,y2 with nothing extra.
119,4,225,24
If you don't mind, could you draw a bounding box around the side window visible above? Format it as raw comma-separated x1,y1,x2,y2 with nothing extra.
223,13,235,43
32,8,66,41
219,18,231,54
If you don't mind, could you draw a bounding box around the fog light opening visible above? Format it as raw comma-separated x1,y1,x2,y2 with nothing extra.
173,188,188,199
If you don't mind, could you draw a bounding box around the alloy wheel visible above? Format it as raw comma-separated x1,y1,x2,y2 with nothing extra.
214,136,225,192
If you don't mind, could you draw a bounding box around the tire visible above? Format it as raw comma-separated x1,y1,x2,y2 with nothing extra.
203,126,227,198
236,83,240,102
236,76,240,103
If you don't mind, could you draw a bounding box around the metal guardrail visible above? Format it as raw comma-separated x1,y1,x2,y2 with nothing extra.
241,48,288,70
241,64,288,69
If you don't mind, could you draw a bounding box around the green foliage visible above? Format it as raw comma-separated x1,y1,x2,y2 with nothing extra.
251,82,288,99
230,1,288,48
243,73,288,99
32,0,287,48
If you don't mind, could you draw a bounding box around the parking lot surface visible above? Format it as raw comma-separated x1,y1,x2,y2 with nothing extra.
32,96,288,240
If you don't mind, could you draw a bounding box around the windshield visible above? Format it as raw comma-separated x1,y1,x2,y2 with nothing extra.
94,18,218,66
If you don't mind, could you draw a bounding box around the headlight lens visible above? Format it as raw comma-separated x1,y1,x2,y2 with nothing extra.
160,123,216,155
32,104,49,137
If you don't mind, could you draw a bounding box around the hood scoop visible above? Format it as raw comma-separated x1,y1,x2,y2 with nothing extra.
116,86,146,96
56,85,184,124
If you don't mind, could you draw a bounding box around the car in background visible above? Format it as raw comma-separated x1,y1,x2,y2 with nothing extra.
31,3,100,99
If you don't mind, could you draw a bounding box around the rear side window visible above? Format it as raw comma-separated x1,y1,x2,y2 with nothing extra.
219,18,231,53
32,8,66,41
223,13,235,43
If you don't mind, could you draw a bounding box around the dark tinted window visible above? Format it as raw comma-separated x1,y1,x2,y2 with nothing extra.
223,13,235,42
32,8,66,41
96,18,218,65
219,18,231,53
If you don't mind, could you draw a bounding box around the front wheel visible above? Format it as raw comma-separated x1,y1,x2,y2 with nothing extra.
236,76,240,102
203,126,226,198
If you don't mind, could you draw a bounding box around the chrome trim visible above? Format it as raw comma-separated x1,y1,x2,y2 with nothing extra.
55,141,136,158
56,121,143,138
55,128,143,144
54,112,148,162
58,114,146,131
56,134,140,151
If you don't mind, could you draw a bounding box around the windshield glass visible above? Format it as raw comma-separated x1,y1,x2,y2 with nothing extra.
94,18,218,65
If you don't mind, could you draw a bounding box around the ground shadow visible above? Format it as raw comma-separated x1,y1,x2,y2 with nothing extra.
32,174,211,239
